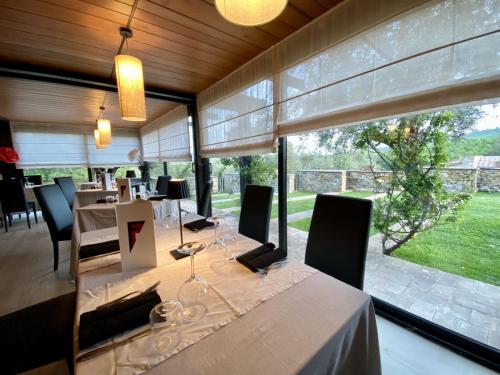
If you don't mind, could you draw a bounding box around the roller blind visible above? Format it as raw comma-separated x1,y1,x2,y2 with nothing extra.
140,105,191,162
197,51,276,157
85,128,141,167
11,122,140,168
276,0,500,135
196,0,500,153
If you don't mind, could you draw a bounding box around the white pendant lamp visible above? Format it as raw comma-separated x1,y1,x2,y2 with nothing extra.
115,27,147,121
94,129,105,149
215,0,287,26
97,106,112,145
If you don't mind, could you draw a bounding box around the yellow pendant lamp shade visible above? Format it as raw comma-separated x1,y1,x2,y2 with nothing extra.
215,0,287,26
115,54,147,121
94,129,105,149
97,118,112,145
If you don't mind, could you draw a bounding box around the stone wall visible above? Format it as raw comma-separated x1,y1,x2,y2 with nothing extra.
440,168,478,192
478,169,500,192
220,168,500,194
346,171,393,192
219,173,295,193
295,170,346,193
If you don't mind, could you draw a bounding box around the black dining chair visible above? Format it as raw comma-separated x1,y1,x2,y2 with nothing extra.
54,176,77,209
125,170,136,178
34,184,73,271
199,180,213,217
304,194,372,290
0,178,38,232
238,184,274,244
0,291,76,374
155,175,172,196
24,175,43,185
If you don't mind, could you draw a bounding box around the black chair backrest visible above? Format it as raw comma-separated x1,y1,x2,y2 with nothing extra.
24,175,43,185
0,292,76,374
125,170,136,178
34,185,73,240
155,175,172,196
199,180,213,217
54,177,77,208
238,184,273,244
0,178,28,214
305,194,372,290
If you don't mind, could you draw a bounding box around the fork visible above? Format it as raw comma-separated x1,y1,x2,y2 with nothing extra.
256,258,288,276
96,280,161,310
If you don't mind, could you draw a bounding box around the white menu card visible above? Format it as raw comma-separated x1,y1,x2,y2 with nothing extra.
115,199,157,271
116,178,133,203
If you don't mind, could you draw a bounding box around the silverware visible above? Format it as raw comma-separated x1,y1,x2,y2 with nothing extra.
76,328,150,362
96,280,161,310
256,258,288,276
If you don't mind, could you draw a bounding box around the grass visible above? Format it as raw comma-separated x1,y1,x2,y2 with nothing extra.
341,191,375,198
287,191,376,233
212,191,317,210
393,193,500,286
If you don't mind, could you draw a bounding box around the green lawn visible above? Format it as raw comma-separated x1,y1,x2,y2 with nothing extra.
288,216,379,236
213,191,316,210
393,193,500,286
287,191,376,232
341,191,375,198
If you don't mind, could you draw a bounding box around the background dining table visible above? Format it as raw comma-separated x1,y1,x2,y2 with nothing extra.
70,195,174,277
75,214,381,375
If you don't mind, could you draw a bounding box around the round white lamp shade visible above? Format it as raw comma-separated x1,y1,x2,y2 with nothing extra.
215,0,288,26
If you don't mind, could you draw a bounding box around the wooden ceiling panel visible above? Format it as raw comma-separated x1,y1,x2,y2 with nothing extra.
0,0,344,129
0,0,344,94
0,77,177,128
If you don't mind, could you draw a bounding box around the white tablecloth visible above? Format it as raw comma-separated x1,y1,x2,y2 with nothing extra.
75,217,381,375
73,190,118,210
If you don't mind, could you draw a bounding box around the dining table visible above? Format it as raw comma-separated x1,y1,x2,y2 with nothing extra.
74,214,381,375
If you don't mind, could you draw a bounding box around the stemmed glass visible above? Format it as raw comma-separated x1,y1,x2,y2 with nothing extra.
149,301,183,353
177,242,208,322
206,216,226,253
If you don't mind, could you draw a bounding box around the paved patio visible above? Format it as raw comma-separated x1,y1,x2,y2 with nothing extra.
213,202,500,351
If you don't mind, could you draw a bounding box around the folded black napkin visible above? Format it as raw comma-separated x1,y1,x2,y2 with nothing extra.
169,249,189,260
236,243,286,272
79,290,161,350
183,218,215,232
148,195,167,201
79,239,120,259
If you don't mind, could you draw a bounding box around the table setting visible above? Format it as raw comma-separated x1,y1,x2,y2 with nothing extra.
74,210,381,375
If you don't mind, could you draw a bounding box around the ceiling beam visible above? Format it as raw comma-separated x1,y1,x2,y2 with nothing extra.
0,61,196,105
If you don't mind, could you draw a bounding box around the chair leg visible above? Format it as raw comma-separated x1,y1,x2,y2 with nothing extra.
26,210,31,229
8,214,12,227
34,209,38,223
3,214,7,233
18,213,21,220
53,241,59,271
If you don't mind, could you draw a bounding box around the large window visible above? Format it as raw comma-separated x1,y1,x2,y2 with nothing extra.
283,101,500,350
23,167,88,184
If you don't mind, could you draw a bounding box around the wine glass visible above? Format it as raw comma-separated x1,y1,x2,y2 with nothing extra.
177,242,208,322
149,301,183,353
206,216,226,253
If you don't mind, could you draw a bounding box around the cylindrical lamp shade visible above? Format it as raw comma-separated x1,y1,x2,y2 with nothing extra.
94,129,105,149
97,119,112,144
115,54,147,121
215,0,287,26
166,179,190,200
